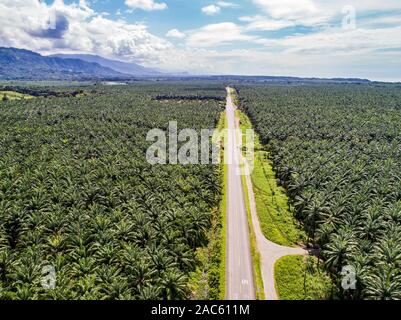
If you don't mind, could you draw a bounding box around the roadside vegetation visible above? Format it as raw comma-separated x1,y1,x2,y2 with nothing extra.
240,167,265,300
238,84,401,299
235,108,305,247
189,112,226,300
235,104,320,300
275,255,333,300
218,115,228,300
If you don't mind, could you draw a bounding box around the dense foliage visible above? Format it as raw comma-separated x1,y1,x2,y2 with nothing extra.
0,83,225,300
275,255,333,300
238,84,401,300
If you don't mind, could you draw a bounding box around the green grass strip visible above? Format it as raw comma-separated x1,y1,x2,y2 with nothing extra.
237,110,305,247
233,107,265,299
275,255,333,300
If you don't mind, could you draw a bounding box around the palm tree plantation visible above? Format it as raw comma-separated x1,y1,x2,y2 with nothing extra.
237,84,401,299
0,83,226,299
0,81,400,300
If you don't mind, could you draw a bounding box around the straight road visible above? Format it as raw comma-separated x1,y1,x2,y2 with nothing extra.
225,88,256,300
232,89,308,300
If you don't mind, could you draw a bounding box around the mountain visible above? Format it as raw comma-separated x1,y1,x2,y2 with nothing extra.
0,47,127,80
50,54,161,76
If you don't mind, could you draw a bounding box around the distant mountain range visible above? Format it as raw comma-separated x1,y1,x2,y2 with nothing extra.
49,54,161,76
0,47,161,80
0,47,128,80
0,47,376,83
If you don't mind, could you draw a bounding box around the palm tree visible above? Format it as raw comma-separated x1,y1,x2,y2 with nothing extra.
324,230,357,272
364,267,401,300
13,284,37,300
0,249,18,283
316,223,335,246
345,253,371,300
373,237,401,269
159,268,188,300
137,285,161,300
302,196,328,242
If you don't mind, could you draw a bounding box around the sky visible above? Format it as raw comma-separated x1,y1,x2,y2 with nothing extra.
0,0,401,81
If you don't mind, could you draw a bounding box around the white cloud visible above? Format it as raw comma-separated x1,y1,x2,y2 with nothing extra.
252,0,401,24
202,2,238,16
0,0,172,65
217,1,239,8
360,13,401,28
186,22,256,47
166,29,186,39
262,26,401,55
1,0,401,81
252,0,318,20
124,0,167,11
202,5,221,16
240,15,295,31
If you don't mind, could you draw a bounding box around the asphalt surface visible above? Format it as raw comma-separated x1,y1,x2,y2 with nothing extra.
225,88,256,300
242,162,307,300
231,87,308,300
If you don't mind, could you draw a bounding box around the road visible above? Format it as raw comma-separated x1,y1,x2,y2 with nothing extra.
225,87,256,300
225,87,308,300
230,89,308,300
242,161,307,300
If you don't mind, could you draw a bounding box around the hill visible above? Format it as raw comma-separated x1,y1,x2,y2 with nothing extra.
50,54,161,76
0,47,127,80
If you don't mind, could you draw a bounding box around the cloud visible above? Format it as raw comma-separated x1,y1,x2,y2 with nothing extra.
202,2,239,16
202,5,221,16
252,0,318,20
252,0,401,25
166,29,186,39
217,1,239,8
124,0,167,11
186,22,257,47
0,0,172,65
240,15,295,31
0,0,401,81
28,12,70,39
262,25,401,55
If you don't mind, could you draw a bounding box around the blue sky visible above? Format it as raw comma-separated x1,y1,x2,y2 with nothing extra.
1,0,401,81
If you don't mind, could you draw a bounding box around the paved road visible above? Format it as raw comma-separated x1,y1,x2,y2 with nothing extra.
232,89,308,300
242,164,307,300
225,88,256,300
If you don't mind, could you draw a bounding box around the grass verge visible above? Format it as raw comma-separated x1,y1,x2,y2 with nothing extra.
275,255,333,300
189,111,227,300
236,110,305,247
218,163,228,300
240,169,265,300
233,89,333,300
231,95,264,299
218,111,228,300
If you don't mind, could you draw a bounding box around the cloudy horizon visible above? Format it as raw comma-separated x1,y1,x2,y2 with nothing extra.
0,0,400,81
